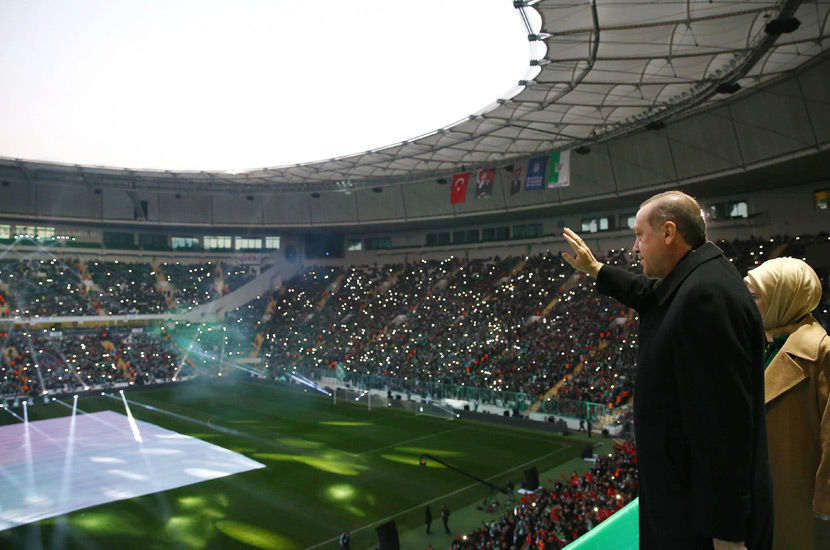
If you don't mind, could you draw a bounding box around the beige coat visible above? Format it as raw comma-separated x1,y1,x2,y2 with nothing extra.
765,316,830,550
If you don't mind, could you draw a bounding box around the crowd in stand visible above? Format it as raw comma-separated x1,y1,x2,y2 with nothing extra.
0,258,260,317
0,233,826,549
450,441,638,549
0,259,102,317
86,260,168,314
0,328,184,398
222,264,258,294
243,234,827,415
158,262,220,309
0,234,827,409
251,252,640,412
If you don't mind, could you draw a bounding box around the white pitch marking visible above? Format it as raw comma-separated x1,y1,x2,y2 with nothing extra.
304,443,574,549
349,426,465,457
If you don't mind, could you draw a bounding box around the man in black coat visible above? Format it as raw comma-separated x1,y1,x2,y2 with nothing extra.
562,190,772,550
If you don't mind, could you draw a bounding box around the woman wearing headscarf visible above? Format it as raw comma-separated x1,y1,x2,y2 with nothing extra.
744,257,830,550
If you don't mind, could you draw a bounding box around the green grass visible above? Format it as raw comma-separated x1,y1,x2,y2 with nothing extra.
0,381,584,549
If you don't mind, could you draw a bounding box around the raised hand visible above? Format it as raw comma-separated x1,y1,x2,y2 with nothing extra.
561,228,603,278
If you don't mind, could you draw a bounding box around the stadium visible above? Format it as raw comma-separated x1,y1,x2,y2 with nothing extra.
0,1,828,549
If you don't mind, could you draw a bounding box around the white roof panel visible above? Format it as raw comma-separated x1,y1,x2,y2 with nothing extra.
2,0,826,192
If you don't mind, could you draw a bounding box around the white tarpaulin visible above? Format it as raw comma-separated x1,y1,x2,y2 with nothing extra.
0,410,264,531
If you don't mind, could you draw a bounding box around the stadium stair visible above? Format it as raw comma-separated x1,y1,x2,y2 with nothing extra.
152,265,175,309
540,272,581,318
250,291,282,358
3,346,30,394
368,264,406,297
315,271,345,310
212,264,225,295
508,257,528,277
528,340,608,413
768,243,789,259
0,285,9,316
77,263,104,295
183,261,297,323
101,339,131,381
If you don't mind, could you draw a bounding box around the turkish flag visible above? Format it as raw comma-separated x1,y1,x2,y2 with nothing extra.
450,172,470,204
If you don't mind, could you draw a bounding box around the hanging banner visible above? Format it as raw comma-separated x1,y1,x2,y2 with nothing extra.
547,150,571,188
525,155,547,191
510,163,523,195
450,172,470,204
475,168,494,199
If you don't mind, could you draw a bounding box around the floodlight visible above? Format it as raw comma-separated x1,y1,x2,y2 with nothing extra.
764,17,800,35
715,82,741,94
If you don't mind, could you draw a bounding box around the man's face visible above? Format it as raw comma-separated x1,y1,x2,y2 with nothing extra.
632,205,668,277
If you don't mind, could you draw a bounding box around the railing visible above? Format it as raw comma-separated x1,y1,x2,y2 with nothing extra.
340,371,534,410
537,398,611,424
308,368,610,420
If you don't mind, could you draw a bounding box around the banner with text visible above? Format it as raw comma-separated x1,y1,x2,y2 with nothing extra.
525,156,547,191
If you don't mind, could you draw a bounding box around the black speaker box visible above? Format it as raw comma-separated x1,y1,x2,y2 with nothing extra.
581,444,594,459
376,520,400,550
523,466,539,491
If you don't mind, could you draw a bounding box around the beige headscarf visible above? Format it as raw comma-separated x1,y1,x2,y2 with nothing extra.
744,257,822,337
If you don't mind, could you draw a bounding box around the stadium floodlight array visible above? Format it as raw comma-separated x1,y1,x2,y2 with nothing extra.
287,371,331,396
353,390,371,411
0,403,24,422
417,400,460,420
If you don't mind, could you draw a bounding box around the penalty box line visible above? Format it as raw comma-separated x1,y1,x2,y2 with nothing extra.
348,427,465,457
304,442,574,549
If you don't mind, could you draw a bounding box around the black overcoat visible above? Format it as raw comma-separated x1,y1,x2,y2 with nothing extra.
596,242,772,549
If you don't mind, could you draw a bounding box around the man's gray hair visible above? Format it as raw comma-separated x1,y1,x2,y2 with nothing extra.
640,191,707,248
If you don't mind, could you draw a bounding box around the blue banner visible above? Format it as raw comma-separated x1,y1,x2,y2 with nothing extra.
525,155,547,190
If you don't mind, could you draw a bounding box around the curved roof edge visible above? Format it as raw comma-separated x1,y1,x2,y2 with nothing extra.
0,1,826,194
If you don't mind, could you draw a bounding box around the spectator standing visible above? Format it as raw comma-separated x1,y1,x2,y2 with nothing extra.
338,530,350,550
745,258,830,550
562,190,772,550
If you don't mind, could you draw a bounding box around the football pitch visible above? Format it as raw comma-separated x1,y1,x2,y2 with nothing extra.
1,380,585,549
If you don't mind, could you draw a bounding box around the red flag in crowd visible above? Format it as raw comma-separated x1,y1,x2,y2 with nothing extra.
450,172,470,204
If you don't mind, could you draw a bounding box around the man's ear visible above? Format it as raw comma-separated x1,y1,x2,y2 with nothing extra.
662,221,677,244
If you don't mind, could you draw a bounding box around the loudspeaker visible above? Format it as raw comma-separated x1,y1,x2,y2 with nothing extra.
581,444,594,459
523,467,539,491
376,520,400,550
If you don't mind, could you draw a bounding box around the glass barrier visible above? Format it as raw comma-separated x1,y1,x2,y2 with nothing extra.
564,497,638,550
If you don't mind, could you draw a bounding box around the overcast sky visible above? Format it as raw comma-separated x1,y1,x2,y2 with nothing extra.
0,0,536,171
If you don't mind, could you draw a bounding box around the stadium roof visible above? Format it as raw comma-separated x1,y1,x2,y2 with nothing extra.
1,0,827,193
